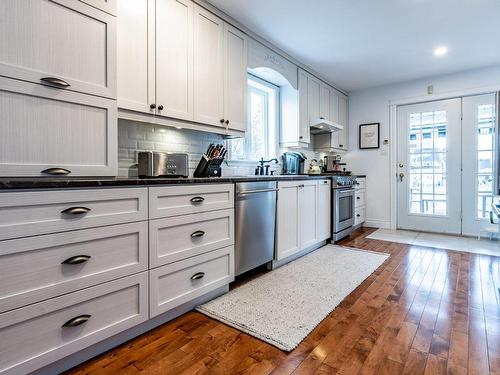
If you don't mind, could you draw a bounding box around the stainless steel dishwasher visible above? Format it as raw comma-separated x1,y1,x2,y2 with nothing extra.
235,181,278,275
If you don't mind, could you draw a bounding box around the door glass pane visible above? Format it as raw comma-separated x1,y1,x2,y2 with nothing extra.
475,104,496,219
407,110,448,216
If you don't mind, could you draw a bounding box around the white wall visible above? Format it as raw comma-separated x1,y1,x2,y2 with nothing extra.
343,65,500,229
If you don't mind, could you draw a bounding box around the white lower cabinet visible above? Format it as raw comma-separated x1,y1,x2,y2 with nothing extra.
149,209,234,267
0,183,234,374
354,177,366,227
149,246,234,317
277,179,329,261
317,179,331,241
0,272,148,375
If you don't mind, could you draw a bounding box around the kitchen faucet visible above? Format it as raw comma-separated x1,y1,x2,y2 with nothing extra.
256,157,279,176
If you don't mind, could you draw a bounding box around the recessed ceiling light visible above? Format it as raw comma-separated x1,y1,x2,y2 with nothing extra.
434,46,448,57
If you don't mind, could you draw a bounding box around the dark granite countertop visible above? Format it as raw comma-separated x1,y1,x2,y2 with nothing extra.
0,174,367,190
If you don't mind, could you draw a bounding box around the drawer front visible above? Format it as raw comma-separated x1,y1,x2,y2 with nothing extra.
80,0,116,15
0,0,116,98
0,273,148,375
150,209,234,268
355,177,366,191
355,206,366,226
0,222,148,313
355,189,366,208
150,247,234,317
149,184,234,219
0,77,117,177
0,188,148,240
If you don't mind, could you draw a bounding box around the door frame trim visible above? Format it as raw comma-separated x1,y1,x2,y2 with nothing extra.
388,85,500,230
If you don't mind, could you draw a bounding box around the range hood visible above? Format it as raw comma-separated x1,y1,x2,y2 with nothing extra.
310,118,343,135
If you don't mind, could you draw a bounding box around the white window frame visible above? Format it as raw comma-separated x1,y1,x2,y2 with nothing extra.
227,74,280,163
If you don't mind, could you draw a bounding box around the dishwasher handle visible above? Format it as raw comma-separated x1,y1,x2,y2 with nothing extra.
237,188,279,195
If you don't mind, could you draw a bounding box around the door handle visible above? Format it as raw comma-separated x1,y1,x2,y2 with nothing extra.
399,173,405,182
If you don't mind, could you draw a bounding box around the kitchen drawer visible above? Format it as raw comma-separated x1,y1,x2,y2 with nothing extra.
355,189,366,208
149,184,234,219
0,76,117,177
0,0,116,98
150,247,234,317
80,0,116,15
355,177,366,191
0,187,148,240
0,222,148,313
0,272,148,375
150,209,234,268
355,206,366,226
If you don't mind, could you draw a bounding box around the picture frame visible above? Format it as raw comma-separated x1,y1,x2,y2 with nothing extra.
359,123,380,149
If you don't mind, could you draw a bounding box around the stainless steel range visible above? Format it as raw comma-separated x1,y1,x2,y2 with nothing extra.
331,175,357,241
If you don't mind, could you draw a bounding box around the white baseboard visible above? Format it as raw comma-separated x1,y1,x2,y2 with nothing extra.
364,219,391,229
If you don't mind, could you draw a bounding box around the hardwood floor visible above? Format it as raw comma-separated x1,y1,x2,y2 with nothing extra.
66,227,500,375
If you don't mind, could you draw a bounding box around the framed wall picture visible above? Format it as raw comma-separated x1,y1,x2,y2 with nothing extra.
359,123,380,149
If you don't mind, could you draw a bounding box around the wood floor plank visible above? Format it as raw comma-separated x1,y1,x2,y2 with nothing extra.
65,227,499,375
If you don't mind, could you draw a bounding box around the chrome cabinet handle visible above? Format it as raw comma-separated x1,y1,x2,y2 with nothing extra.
61,255,91,265
40,77,71,88
190,196,205,204
190,272,205,280
61,207,91,215
190,230,205,238
41,167,71,175
62,315,91,328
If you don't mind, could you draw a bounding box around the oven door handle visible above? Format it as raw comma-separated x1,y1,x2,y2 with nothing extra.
336,188,355,196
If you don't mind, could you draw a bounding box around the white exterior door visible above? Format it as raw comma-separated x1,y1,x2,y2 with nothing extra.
397,99,462,234
462,93,497,235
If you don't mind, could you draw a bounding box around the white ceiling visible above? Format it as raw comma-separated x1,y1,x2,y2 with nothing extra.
207,0,500,92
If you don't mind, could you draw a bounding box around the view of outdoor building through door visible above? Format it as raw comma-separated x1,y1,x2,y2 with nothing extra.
397,93,498,236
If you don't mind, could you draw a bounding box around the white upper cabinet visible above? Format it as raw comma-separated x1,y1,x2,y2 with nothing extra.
297,69,310,144
223,23,248,132
117,0,154,113
0,0,116,99
314,90,349,152
0,77,117,177
307,74,321,122
193,5,224,127
320,84,331,120
117,0,247,134
156,0,194,121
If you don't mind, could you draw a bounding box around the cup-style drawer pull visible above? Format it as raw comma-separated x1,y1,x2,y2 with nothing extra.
41,167,71,175
62,314,91,328
61,207,91,215
40,77,71,88
190,272,205,280
61,255,91,265
190,196,205,204
190,230,205,238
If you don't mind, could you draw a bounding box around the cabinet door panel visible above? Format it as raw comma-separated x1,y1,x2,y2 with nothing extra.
193,5,224,126
117,0,155,114
329,91,340,148
0,77,117,177
156,0,194,121
317,180,331,241
0,0,116,98
276,182,300,260
299,181,318,249
307,75,320,122
298,70,310,144
338,95,349,150
320,84,330,120
224,23,247,132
